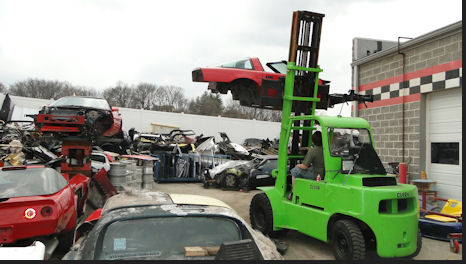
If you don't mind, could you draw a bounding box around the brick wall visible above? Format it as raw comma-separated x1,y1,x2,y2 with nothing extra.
354,29,462,180
358,101,420,176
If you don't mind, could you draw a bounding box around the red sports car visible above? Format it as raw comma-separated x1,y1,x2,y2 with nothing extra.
192,57,329,110
0,166,90,250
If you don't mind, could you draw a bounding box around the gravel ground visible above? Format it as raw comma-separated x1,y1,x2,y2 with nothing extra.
152,182,462,260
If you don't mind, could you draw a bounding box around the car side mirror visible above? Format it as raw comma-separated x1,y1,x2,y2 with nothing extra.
111,107,119,112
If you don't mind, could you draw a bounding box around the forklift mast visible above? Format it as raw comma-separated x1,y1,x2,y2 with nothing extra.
275,11,325,195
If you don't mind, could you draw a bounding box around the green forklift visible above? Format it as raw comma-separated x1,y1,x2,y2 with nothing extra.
248,11,421,260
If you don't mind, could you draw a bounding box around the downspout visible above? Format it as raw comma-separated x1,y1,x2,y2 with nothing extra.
397,37,413,162
352,64,359,117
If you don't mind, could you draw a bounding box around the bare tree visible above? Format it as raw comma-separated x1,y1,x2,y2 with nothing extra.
131,82,158,110
8,78,92,99
160,85,187,112
103,81,134,107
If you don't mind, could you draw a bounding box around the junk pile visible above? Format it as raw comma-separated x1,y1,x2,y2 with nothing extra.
127,128,278,183
0,94,280,186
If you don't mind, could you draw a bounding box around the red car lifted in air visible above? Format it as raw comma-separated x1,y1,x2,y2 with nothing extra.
192,57,329,110
0,166,90,251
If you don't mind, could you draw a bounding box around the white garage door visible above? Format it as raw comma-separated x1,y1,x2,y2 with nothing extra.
426,88,462,201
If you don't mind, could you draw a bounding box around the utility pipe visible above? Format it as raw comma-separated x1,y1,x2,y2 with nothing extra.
397,37,413,163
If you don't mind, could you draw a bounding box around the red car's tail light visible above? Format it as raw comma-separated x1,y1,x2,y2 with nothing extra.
41,206,53,217
24,208,37,219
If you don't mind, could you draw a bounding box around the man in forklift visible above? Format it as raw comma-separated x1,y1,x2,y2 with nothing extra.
288,130,325,199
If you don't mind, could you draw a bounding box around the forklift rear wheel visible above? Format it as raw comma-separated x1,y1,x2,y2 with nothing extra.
405,229,422,258
330,219,366,260
250,193,274,235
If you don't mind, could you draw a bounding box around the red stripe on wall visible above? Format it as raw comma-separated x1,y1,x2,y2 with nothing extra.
358,59,462,91
358,93,421,109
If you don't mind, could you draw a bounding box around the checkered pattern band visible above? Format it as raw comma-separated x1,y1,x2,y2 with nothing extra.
359,68,462,101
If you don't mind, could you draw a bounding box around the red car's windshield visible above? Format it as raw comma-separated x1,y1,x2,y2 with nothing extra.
0,168,68,199
50,97,111,110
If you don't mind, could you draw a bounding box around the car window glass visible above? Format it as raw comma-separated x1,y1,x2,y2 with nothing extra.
219,59,253,70
97,216,241,260
327,128,371,157
50,97,111,110
261,159,277,171
267,62,287,74
91,154,106,163
0,168,68,198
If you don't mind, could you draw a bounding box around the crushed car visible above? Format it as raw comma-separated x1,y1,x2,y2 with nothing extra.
203,155,280,190
63,191,283,260
0,165,90,255
29,96,122,141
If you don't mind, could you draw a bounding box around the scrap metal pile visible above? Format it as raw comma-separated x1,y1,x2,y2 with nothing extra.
0,94,280,189
0,93,282,260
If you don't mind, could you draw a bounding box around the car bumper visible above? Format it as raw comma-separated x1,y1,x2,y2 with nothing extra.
192,68,204,82
1,218,61,244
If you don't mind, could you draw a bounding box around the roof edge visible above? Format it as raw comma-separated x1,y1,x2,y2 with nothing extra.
352,21,462,66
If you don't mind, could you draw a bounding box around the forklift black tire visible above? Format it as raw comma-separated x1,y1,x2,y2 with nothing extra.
404,229,422,259
330,219,366,260
250,193,274,236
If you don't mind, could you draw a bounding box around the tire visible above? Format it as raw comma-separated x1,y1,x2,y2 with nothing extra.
223,173,238,188
203,180,209,189
250,193,274,236
235,81,257,107
330,220,366,260
56,230,74,254
406,229,422,258
56,208,78,254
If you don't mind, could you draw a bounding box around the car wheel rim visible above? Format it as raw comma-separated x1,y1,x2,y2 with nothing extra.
336,233,349,256
225,175,235,187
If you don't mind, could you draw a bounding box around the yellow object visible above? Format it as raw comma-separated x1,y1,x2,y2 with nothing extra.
169,194,232,209
420,170,426,180
425,199,462,222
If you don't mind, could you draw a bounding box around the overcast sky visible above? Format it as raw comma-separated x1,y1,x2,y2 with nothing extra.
0,0,462,116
